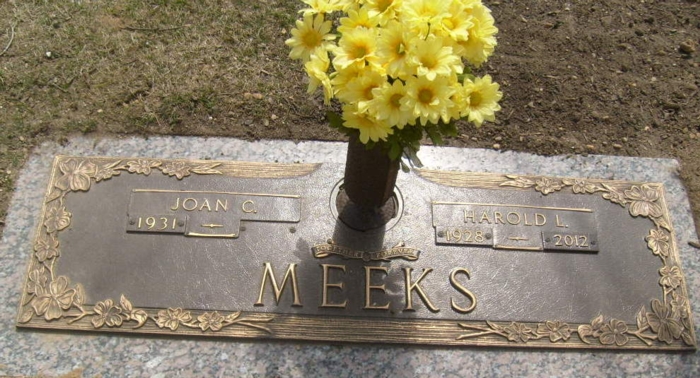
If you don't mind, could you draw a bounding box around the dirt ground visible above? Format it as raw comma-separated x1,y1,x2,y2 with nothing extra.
0,0,698,237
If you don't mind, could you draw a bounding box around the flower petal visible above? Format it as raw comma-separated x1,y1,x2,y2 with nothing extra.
31,296,51,316
56,289,76,309
614,334,629,346
45,301,64,320
92,315,106,328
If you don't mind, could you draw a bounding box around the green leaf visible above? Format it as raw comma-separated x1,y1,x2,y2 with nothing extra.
457,71,476,84
389,141,402,161
402,125,423,142
425,126,443,145
438,121,458,138
404,146,423,168
326,111,344,130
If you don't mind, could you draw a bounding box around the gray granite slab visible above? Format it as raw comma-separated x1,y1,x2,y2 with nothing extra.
1,136,698,377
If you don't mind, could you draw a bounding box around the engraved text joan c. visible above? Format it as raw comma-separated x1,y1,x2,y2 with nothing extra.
170,197,230,212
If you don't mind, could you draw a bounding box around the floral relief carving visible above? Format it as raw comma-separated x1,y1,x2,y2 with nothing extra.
49,158,222,199
30,276,76,321
598,319,629,346
160,161,192,179
44,204,71,234
537,320,572,342
155,307,192,331
646,229,670,258
19,157,273,335
625,185,663,218
458,320,572,344
94,161,123,182
34,235,60,262
55,160,98,192
92,299,124,328
126,159,161,175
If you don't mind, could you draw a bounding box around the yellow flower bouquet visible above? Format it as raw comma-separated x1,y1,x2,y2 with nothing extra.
286,0,502,209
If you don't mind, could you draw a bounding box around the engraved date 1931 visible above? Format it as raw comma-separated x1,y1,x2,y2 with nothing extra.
126,215,186,234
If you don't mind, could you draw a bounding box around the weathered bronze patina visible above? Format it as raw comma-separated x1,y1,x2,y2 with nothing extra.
16,156,696,350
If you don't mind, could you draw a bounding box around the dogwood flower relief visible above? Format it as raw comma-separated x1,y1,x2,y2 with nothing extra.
286,0,502,161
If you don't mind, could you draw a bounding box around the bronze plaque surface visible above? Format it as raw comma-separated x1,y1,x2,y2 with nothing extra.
16,156,697,350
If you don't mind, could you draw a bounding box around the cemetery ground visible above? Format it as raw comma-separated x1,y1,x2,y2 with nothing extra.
0,0,698,239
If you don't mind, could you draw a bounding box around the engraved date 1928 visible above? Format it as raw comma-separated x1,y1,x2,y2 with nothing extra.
436,226,493,246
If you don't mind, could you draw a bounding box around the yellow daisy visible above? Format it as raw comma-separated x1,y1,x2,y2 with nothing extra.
365,0,403,26
332,27,380,70
305,52,333,105
438,1,472,42
300,0,350,15
342,104,394,143
402,75,455,125
463,75,502,127
447,77,469,120
377,20,413,79
338,6,379,34
455,3,498,67
407,35,462,81
330,63,363,93
368,80,412,128
402,0,450,37
286,13,336,62
337,68,387,112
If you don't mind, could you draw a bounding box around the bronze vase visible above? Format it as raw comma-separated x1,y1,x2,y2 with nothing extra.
342,135,399,209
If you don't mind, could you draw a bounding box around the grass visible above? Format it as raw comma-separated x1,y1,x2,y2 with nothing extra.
0,0,326,231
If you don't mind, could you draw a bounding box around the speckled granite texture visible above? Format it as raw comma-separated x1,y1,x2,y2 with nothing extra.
1,136,698,377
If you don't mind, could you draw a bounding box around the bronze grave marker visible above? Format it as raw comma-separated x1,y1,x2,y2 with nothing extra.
16,156,696,350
